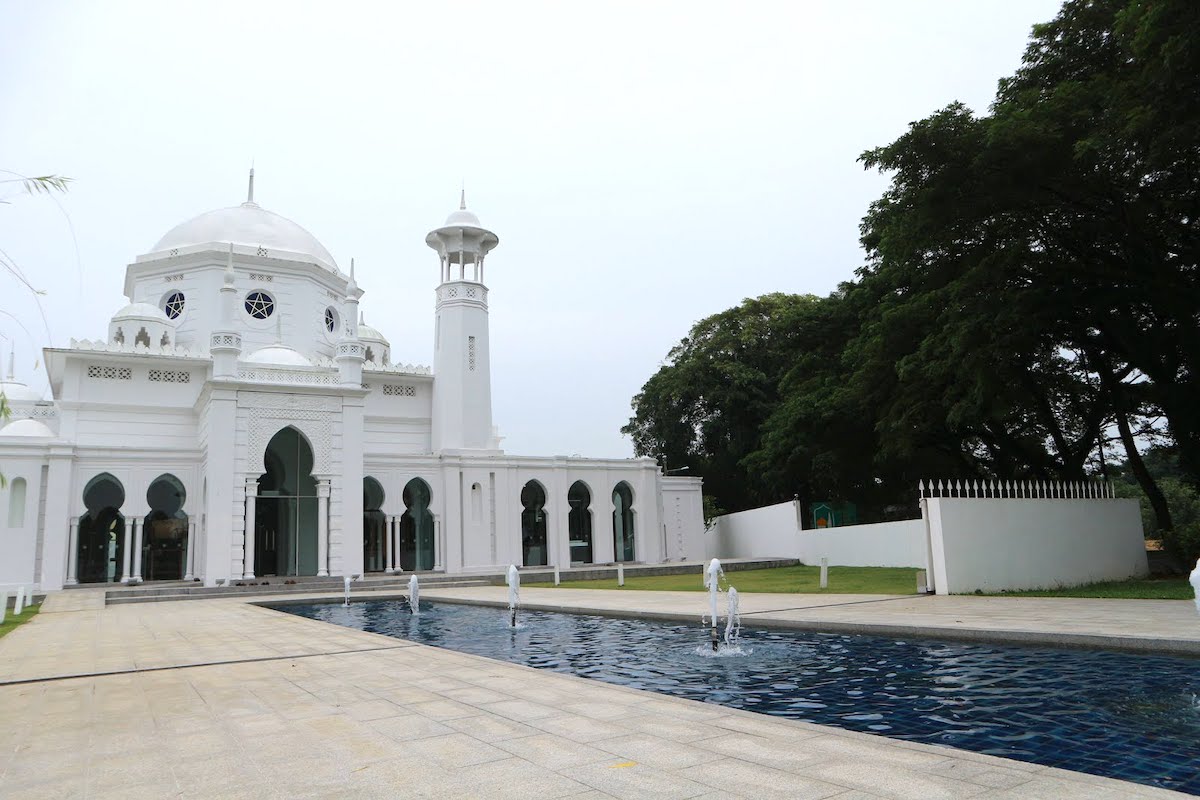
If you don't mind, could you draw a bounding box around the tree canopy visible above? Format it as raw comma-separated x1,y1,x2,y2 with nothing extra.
624,0,1199,559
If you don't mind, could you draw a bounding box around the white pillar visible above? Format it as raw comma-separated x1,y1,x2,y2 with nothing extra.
185,520,196,581
317,480,330,577
131,519,144,583
121,520,134,583
243,479,257,579
384,515,395,574
66,517,80,586
434,517,443,571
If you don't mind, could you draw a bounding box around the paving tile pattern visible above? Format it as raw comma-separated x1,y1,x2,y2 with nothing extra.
0,592,1189,799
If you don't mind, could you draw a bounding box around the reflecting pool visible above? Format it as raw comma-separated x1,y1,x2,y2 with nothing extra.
277,600,1200,794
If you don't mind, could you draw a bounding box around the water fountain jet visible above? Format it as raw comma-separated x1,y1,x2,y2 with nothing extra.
725,586,741,646
408,574,420,615
705,559,724,651
507,564,521,627
343,576,351,607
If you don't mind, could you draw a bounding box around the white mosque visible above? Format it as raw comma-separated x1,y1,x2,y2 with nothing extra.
0,175,705,590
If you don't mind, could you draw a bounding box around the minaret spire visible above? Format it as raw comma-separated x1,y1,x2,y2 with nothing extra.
459,185,466,210
247,166,255,204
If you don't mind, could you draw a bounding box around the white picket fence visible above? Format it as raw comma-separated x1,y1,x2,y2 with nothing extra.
918,478,1114,500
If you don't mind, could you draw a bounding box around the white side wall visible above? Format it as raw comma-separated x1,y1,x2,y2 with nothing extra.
712,500,802,558
927,497,1148,594
712,500,925,567
795,520,926,568
661,477,705,562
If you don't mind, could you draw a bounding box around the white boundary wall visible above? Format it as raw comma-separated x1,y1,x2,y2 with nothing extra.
711,499,925,568
925,497,1148,594
712,489,1148,594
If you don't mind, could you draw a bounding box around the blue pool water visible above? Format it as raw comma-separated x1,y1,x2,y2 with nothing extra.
279,600,1200,794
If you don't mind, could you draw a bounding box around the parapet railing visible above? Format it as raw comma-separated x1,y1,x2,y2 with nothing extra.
918,478,1115,500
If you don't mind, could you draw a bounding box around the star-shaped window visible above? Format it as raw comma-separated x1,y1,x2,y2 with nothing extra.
164,292,185,319
245,291,275,319
325,307,337,332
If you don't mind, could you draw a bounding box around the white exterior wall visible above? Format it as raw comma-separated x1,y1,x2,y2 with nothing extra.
712,499,803,558
712,499,924,567
0,452,46,588
661,477,706,562
926,497,1148,594
795,520,926,568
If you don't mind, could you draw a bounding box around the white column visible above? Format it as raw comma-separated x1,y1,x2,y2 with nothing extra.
184,520,196,581
434,517,443,571
317,480,330,577
384,515,395,574
121,519,134,583
132,518,145,583
243,479,257,579
66,517,80,586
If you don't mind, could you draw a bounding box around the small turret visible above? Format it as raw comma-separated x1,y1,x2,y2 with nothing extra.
209,244,243,377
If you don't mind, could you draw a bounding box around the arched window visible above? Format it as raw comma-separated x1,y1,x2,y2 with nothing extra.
613,482,635,562
163,292,185,319
363,477,387,573
567,481,592,565
400,478,434,571
520,481,547,567
144,475,187,582
7,478,27,527
78,473,126,584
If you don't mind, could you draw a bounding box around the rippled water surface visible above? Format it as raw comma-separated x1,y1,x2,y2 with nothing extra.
279,600,1200,794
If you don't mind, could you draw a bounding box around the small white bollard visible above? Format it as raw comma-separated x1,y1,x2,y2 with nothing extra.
916,569,928,594
13,587,24,615
553,565,561,586
819,559,828,590
617,564,625,587
26,586,34,607
0,591,7,623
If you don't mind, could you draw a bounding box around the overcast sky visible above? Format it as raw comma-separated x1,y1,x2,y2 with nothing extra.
1,0,1062,458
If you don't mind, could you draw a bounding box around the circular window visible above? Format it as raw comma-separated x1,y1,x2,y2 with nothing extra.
325,307,338,333
244,291,275,319
163,292,185,319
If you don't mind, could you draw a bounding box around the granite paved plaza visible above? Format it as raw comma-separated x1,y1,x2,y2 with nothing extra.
0,588,1191,799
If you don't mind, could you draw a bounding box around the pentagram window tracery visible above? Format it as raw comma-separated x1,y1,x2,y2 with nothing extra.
163,292,185,319
324,307,338,333
245,291,275,319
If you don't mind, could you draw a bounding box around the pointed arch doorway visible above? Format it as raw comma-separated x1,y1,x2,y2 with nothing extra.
77,474,126,583
254,427,319,576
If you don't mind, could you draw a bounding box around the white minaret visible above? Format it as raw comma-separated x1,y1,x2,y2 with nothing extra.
426,191,500,452
336,258,366,387
210,244,243,377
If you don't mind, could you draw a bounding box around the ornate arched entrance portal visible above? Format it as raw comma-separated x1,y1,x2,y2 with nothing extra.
143,474,187,581
521,481,548,566
363,477,387,573
399,478,434,571
78,474,126,583
613,481,635,562
255,427,319,576
567,481,593,565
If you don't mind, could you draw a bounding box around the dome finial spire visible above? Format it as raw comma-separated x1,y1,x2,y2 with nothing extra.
246,165,256,204
460,183,466,210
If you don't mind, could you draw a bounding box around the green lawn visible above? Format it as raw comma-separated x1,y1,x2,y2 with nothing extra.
984,577,1195,600
0,605,39,638
526,565,921,594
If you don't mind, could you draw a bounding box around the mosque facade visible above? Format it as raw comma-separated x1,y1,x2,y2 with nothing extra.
0,177,705,590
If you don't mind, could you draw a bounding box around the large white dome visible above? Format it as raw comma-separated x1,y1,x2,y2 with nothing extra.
151,201,337,270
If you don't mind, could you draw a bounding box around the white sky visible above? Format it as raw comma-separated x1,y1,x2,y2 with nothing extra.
0,0,1062,458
